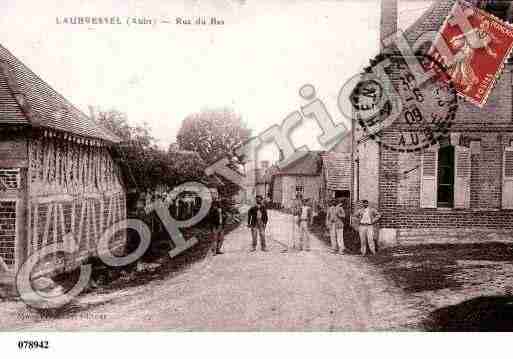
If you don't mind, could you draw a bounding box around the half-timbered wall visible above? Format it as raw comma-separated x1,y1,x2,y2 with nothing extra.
0,170,21,267
29,133,122,197
0,200,16,267
0,130,27,270
27,132,126,274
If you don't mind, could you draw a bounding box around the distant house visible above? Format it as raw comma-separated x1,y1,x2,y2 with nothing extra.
263,164,278,203
254,168,266,198
0,44,125,278
239,167,263,202
254,160,271,199
271,151,323,209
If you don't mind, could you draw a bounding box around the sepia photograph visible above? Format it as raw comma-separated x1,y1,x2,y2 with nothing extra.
1,0,513,356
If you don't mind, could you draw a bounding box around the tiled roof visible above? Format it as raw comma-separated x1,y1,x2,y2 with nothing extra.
0,65,26,124
402,0,454,43
0,44,120,143
322,152,352,191
398,0,436,31
275,151,323,176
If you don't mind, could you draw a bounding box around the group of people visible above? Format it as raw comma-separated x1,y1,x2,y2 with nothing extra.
207,195,269,255
244,194,382,256
324,198,381,256
290,195,382,256
137,190,202,221
206,193,382,257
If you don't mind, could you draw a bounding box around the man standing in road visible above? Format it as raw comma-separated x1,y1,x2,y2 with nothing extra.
248,195,268,252
291,194,303,250
353,200,381,255
298,198,313,251
326,198,346,254
208,198,226,255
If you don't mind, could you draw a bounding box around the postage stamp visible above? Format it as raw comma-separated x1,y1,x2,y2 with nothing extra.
351,53,458,152
429,0,513,107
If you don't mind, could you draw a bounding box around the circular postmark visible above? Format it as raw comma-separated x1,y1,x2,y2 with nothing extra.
351,52,458,152
349,78,384,112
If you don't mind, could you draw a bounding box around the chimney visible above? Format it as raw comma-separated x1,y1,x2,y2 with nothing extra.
380,0,398,48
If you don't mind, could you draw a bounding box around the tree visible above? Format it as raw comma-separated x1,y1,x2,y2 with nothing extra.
176,109,251,165
95,109,155,149
167,148,206,183
94,108,206,193
176,109,251,197
94,109,155,191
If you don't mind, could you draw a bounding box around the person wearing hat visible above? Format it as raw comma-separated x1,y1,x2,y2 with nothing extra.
291,194,303,250
247,195,269,251
208,198,226,255
326,198,346,254
353,200,381,255
297,198,313,251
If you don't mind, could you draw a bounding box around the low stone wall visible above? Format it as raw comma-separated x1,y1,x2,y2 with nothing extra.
378,227,513,248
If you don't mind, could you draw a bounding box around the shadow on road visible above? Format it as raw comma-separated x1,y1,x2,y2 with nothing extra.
426,295,513,331
367,242,513,293
365,242,513,330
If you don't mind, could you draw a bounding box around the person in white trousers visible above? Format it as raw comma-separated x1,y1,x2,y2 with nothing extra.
353,200,381,255
326,198,346,254
291,195,302,250
298,198,313,251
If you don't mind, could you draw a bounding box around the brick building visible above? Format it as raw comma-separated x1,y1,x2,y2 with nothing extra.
355,0,513,243
0,44,126,280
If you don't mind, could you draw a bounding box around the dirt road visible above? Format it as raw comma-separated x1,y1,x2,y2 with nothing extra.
1,210,416,331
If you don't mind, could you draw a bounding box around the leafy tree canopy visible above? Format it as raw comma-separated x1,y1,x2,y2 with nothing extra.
94,108,206,192
176,108,251,166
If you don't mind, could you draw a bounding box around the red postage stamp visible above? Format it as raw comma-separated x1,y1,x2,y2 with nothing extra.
429,0,513,107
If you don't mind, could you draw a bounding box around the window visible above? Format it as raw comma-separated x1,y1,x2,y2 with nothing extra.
334,190,350,199
503,146,513,209
0,200,17,267
0,168,20,189
437,146,455,207
296,177,305,198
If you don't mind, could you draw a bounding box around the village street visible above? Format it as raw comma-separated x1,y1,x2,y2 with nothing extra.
1,210,417,331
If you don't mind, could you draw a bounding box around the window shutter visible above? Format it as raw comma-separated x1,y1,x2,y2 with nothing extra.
502,146,513,209
454,145,471,209
420,148,438,208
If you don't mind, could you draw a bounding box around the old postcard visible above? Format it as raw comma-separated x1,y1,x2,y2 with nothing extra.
1,0,513,356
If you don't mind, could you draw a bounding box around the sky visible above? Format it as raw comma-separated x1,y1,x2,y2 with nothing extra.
0,0,432,163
